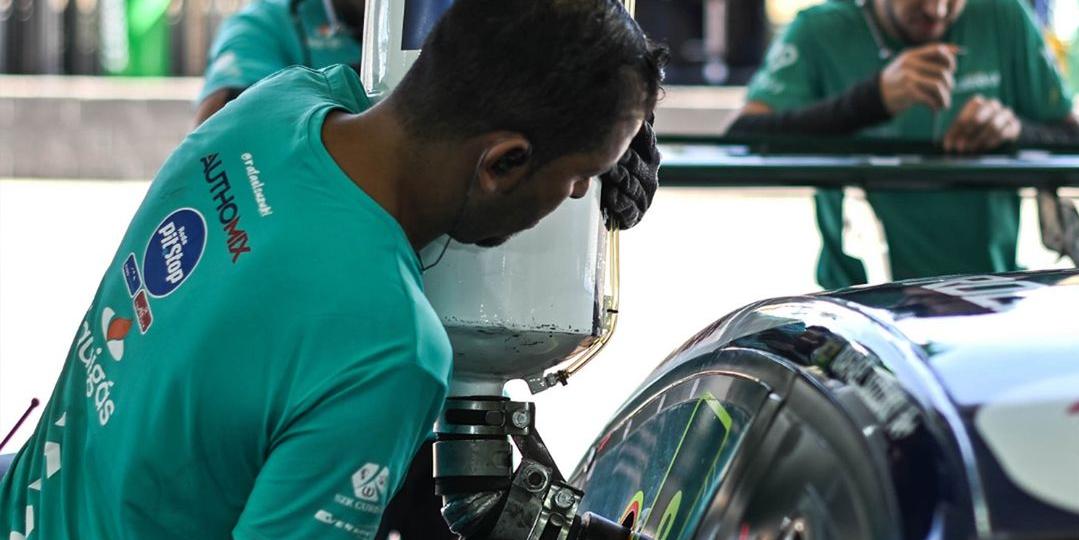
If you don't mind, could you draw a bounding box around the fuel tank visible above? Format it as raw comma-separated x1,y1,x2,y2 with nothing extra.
570,270,1079,540
360,0,612,396
420,185,608,396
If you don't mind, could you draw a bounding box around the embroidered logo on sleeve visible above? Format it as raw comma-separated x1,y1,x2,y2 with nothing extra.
766,43,799,73
314,464,392,537
209,52,240,78
351,463,389,504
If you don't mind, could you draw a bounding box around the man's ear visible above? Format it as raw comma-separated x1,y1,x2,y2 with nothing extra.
477,135,532,195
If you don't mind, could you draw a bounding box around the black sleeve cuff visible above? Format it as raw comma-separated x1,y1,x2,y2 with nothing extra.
728,72,891,136
1017,119,1079,145
851,74,891,125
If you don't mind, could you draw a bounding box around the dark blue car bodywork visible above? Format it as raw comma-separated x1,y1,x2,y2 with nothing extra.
571,270,1079,540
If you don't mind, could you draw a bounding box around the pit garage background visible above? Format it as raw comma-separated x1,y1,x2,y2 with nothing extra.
1,0,1078,473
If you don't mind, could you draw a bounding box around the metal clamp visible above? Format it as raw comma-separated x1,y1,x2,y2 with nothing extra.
439,397,534,437
434,396,647,540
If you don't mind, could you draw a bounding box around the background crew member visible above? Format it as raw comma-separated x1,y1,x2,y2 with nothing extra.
0,1,667,538
730,0,1078,289
194,0,364,125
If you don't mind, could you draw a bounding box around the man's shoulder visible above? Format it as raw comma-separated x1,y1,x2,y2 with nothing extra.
252,65,332,92
245,65,368,113
230,0,291,23
227,65,342,116
958,0,1028,23
791,0,863,31
212,0,293,42
197,66,330,133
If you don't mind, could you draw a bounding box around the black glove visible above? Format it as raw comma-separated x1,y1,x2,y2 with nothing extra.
600,114,660,230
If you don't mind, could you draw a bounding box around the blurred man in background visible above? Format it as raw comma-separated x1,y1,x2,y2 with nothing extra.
194,0,364,124
730,0,1079,289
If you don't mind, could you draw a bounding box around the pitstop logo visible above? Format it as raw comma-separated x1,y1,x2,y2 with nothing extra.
143,208,207,297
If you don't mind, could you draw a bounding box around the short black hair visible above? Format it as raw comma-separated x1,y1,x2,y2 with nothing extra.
392,0,668,167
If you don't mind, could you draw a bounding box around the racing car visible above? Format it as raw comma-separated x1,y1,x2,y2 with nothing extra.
570,270,1079,540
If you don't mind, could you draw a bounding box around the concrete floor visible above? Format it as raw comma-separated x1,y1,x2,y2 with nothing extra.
0,181,1070,471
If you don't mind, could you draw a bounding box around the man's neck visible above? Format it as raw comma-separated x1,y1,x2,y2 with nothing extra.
321,100,472,251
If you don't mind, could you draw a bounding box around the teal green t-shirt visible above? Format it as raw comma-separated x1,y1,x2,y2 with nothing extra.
1,65,452,539
746,0,1074,289
199,0,362,102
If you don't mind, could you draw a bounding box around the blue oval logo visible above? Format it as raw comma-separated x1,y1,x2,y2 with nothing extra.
143,208,207,297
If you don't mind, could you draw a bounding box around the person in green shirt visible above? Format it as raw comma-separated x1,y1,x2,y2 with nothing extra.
0,1,667,538
198,2,458,536
196,0,662,533
730,0,1078,290
194,0,662,535
194,0,365,124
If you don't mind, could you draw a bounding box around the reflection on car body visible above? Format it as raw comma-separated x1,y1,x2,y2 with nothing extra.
571,270,1079,540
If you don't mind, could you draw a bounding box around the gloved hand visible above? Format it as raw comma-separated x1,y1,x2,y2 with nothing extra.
1037,188,1079,265
600,114,660,230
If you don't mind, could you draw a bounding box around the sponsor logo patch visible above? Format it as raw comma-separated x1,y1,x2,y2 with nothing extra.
209,51,240,78
76,320,116,426
143,208,207,297
954,71,1002,94
133,290,153,334
314,509,373,538
202,153,252,263
101,307,132,361
122,253,142,296
240,152,273,217
766,43,798,73
351,464,389,504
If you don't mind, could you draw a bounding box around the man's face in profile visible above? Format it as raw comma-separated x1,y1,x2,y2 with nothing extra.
452,113,644,248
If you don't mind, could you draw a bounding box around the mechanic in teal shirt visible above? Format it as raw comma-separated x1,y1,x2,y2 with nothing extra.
730,0,1079,289
196,2,445,536
197,0,661,536
0,1,667,538
194,0,364,124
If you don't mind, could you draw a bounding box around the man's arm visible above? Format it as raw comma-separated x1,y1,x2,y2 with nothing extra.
194,3,298,126
741,91,1079,149
728,75,889,135
943,0,1078,152
193,88,244,126
233,362,446,539
939,96,1079,152
731,44,959,136
1018,114,1079,144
